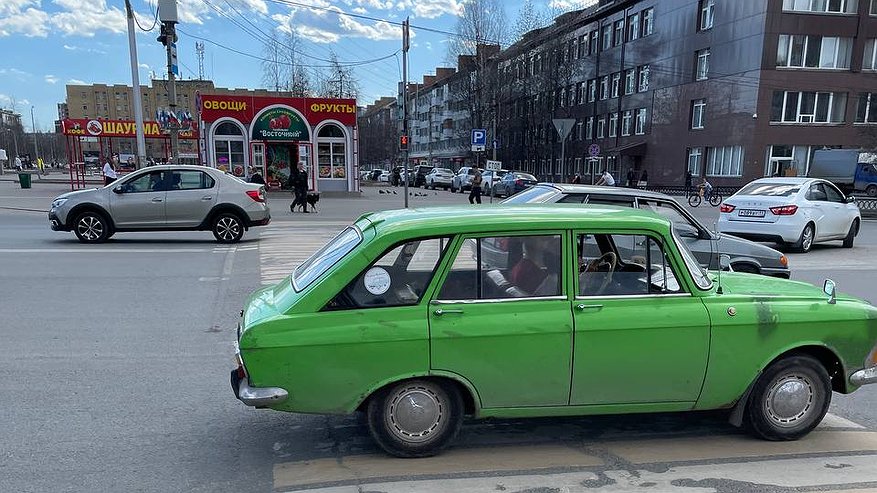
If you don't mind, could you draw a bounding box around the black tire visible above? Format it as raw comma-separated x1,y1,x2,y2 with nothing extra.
366,379,464,458
212,212,244,243
450,184,457,193
792,223,815,253
866,185,877,197
73,211,110,243
688,194,702,207
842,219,859,248
744,355,831,441
709,192,722,207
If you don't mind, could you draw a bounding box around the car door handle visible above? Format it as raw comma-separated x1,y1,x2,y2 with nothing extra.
151,197,163,203
433,308,463,316
201,196,213,201
576,304,604,311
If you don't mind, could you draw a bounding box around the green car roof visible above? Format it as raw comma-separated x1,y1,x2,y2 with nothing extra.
357,204,673,236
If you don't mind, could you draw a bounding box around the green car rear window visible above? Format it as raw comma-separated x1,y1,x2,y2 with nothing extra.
292,227,362,291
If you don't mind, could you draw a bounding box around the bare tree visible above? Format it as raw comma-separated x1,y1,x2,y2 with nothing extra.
279,30,314,97
446,0,508,62
513,0,546,42
316,51,360,100
261,32,284,92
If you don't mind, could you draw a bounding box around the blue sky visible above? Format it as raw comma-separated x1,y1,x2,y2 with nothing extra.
0,0,585,131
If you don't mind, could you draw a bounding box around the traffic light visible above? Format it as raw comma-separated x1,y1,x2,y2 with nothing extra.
400,134,409,151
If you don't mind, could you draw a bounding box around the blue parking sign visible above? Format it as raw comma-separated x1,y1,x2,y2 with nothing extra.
471,129,487,146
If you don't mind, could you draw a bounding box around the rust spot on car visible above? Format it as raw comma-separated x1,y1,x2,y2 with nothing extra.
753,297,779,337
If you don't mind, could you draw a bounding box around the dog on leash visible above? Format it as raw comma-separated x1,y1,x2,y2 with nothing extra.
290,191,320,213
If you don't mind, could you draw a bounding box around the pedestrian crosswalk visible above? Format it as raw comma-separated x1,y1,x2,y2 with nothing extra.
258,222,349,285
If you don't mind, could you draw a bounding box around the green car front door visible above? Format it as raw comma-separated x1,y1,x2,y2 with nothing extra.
570,231,710,406
429,233,573,409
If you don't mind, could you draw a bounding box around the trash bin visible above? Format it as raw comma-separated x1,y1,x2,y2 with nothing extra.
18,172,31,189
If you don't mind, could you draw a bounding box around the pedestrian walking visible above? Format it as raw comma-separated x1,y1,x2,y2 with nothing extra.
626,168,637,188
684,170,693,197
102,155,117,185
290,162,309,213
638,169,648,188
469,168,483,204
571,173,582,184
248,167,265,184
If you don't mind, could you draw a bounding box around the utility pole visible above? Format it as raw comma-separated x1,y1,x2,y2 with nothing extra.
157,0,180,163
402,17,410,208
30,106,39,162
125,0,147,169
195,41,205,80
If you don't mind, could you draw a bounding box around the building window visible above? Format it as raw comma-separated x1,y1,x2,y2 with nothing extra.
872,0,877,14
855,93,877,123
706,146,744,177
602,24,612,51
317,124,347,179
691,99,706,129
590,30,599,55
695,49,710,80
622,69,635,95
586,116,595,139
597,116,606,138
622,110,633,136
687,147,703,174
635,108,647,135
782,0,858,13
865,39,877,69
638,65,650,92
614,20,624,46
213,121,245,171
642,7,654,36
600,75,609,100
576,121,583,140
587,79,597,102
611,72,621,98
577,81,586,104
777,35,853,69
628,12,640,41
609,112,618,137
699,0,715,30
770,90,847,123
578,35,588,58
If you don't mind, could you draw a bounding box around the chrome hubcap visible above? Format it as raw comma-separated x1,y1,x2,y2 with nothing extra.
386,385,444,443
77,215,103,241
802,227,813,250
764,373,814,427
216,217,240,241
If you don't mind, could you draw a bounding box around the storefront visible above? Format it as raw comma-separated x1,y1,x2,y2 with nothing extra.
200,95,359,192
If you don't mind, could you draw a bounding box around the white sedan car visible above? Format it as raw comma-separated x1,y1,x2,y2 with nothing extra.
718,177,860,253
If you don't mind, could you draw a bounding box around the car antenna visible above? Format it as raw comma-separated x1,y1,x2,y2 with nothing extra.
715,222,723,294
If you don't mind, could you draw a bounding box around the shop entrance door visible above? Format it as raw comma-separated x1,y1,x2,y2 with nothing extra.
265,143,299,189
251,142,265,180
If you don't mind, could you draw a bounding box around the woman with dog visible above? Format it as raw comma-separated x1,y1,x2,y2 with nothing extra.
290,161,310,213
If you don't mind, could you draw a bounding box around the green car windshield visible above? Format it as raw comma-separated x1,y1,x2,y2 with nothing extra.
673,228,712,290
292,226,362,291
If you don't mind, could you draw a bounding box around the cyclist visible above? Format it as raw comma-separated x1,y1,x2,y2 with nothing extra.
698,177,713,202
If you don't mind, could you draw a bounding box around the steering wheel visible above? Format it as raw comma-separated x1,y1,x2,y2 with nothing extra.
581,252,617,295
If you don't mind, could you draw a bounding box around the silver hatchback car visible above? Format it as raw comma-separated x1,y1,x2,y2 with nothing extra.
502,184,790,277
49,165,270,243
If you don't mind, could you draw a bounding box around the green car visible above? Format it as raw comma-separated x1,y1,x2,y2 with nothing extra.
231,206,877,457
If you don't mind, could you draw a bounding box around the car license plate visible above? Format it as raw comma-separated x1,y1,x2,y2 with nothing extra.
739,209,765,218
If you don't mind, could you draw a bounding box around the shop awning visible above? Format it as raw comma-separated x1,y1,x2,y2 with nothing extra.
606,141,647,156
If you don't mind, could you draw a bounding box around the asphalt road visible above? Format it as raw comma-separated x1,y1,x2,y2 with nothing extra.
1,180,876,492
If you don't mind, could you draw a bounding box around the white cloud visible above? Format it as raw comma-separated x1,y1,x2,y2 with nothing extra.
60,43,108,54
273,4,399,44
139,63,150,70
50,0,128,37
45,75,59,84
0,7,50,37
68,78,86,85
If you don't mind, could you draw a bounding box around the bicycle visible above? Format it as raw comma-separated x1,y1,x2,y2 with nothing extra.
688,186,722,207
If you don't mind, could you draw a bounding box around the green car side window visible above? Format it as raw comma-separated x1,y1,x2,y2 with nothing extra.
578,234,681,296
324,237,450,310
438,234,563,300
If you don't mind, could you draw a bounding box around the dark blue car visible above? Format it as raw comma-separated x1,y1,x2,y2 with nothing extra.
494,172,538,197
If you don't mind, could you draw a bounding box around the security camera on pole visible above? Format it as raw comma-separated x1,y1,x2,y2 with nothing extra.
157,0,180,163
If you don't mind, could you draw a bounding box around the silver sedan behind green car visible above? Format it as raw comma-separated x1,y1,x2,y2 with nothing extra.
502,184,790,278
48,165,270,243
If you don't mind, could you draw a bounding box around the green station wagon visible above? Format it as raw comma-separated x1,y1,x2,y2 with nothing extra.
231,206,877,457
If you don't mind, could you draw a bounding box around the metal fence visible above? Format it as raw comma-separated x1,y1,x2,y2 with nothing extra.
856,198,877,217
